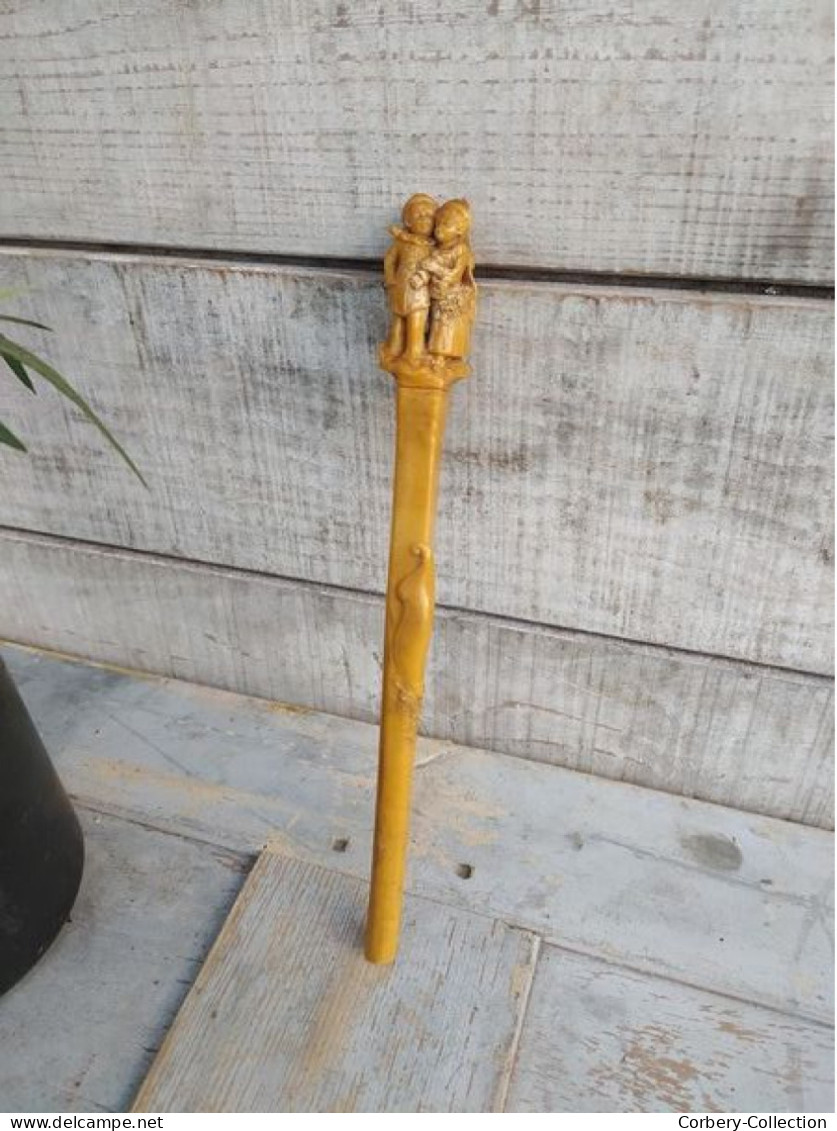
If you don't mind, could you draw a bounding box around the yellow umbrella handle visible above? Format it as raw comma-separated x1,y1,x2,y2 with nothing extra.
365,196,476,964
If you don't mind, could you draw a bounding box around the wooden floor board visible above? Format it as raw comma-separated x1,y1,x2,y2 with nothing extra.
507,945,834,1113
132,852,537,1113
0,810,248,1112
4,646,832,1113
7,645,832,1026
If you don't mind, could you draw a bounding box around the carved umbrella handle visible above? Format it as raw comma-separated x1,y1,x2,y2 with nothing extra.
365,195,476,963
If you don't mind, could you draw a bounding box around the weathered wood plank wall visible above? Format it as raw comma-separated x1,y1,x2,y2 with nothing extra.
0,246,831,823
1,532,832,827
0,1,833,282
0,251,831,673
0,3,832,825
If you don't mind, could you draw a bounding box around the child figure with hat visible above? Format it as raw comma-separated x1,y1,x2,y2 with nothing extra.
382,193,438,362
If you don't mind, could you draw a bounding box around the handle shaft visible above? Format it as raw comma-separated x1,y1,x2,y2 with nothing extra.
365,385,449,963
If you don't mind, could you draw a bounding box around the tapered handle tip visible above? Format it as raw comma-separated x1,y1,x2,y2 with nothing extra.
364,925,398,965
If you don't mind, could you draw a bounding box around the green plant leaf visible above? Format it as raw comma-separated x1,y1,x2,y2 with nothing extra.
2,351,35,392
0,314,52,331
0,420,27,452
0,335,147,487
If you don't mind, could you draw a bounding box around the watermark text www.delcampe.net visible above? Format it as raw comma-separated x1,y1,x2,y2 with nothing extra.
10,1119,163,1129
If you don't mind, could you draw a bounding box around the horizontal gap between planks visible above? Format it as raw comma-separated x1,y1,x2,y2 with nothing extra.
0,237,833,300
68,798,835,1032
74,798,259,871
1,522,832,683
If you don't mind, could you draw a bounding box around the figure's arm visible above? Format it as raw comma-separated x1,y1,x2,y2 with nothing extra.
451,244,471,284
383,243,399,287
462,249,476,289
409,252,435,290
420,251,445,279
427,245,469,285
416,252,455,292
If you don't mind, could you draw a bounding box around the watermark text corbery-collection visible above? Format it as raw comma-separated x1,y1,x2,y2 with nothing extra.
679,1118,827,1130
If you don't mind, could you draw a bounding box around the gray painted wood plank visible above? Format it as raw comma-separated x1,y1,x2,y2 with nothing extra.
0,809,248,1113
0,2,832,282
132,851,537,1113
7,645,832,1024
507,945,834,1113
0,249,832,673
1,533,832,827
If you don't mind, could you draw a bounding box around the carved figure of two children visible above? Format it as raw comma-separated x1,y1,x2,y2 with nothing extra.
383,194,476,365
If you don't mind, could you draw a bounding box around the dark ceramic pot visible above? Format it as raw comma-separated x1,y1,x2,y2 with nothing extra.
0,657,84,994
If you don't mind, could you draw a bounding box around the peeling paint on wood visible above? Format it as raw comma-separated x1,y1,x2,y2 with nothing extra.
0,250,832,674
0,2,832,282
507,946,834,1112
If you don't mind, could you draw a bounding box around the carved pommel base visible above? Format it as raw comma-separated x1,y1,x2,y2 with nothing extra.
378,344,470,390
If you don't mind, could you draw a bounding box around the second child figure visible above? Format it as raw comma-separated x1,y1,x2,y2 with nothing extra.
419,198,476,361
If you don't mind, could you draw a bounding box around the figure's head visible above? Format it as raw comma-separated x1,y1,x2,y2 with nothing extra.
402,193,437,237
434,198,471,246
